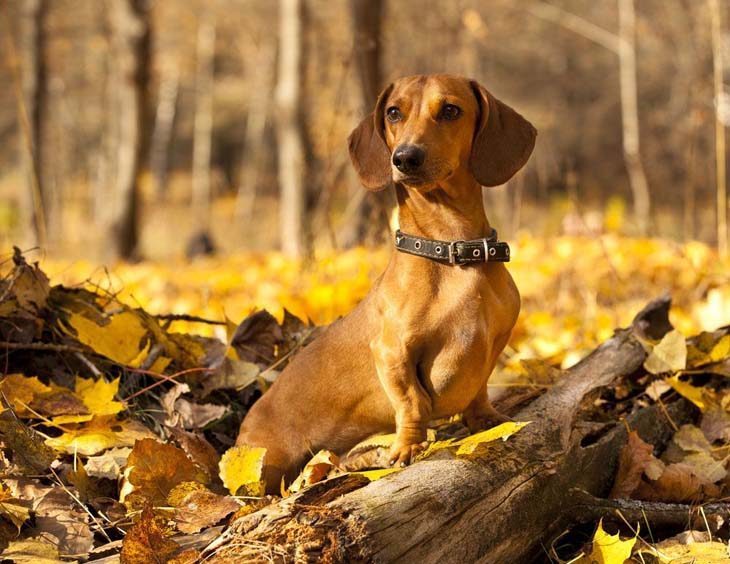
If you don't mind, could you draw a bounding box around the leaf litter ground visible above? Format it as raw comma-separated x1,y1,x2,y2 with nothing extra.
0,240,729,563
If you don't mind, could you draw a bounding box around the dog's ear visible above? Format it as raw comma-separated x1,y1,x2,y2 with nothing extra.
469,81,536,187
348,83,394,191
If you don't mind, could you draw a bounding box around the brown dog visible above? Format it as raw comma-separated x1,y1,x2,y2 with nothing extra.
237,74,536,491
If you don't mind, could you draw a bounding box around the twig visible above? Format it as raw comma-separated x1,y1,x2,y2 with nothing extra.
153,313,225,326
75,352,103,377
0,341,86,353
122,366,213,401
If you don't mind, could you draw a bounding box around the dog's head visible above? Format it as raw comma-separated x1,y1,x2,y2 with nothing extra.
348,74,536,192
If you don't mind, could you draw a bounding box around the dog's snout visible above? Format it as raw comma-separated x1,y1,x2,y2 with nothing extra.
392,145,426,174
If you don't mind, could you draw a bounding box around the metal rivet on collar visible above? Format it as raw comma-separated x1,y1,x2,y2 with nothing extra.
489,247,496,256
435,245,442,254
414,240,422,250
473,249,480,257
505,247,510,256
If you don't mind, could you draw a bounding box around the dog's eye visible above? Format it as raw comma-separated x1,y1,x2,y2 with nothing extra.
386,107,402,123
439,104,461,121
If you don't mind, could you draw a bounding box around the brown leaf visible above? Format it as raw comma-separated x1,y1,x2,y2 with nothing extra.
85,447,132,480
288,450,342,494
0,415,56,474
31,389,89,417
122,439,207,507
30,489,93,556
635,462,705,503
169,485,239,534
161,384,227,429
120,506,182,564
230,310,281,364
167,428,220,482
610,431,655,499
701,409,730,443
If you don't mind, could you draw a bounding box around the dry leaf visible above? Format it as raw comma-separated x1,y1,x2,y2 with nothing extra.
120,506,182,564
644,330,687,374
610,431,655,499
665,376,718,412
575,519,635,564
75,376,125,417
0,375,51,417
0,538,63,564
701,409,730,443
648,533,730,563
64,310,150,367
0,416,56,474
122,439,207,506
166,428,220,481
161,384,227,429
85,447,132,479
635,462,705,503
168,485,239,534
288,450,342,494
31,489,93,556
46,416,156,456
0,485,30,530
219,445,266,496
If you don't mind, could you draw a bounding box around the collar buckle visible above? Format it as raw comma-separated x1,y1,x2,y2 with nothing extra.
448,240,465,265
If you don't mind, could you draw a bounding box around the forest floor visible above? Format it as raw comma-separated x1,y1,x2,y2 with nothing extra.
0,234,729,562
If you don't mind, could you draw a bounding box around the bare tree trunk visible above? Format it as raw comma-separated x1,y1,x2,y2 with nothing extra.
618,0,650,236
341,0,388,248
234,40,276,222
276,0,308,257
17,0,48,248
105,0,152,260
191,11,216,227
150,61,179,200
710,0,728,258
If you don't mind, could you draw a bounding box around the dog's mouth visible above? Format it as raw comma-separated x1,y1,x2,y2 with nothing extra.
392,168,453,188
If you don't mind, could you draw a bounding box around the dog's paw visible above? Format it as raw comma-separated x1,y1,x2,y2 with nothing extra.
388,440,428,468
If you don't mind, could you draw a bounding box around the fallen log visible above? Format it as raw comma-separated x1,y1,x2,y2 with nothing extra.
205,297,697,563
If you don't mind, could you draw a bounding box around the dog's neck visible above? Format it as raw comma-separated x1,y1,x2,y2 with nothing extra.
395,172,491,241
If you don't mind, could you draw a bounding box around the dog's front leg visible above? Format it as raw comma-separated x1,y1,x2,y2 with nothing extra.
371,329,432,467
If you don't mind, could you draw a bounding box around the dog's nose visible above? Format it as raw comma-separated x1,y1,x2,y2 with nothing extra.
392,145,426,173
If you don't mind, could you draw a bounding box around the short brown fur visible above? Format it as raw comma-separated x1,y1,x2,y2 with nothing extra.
237,74,536,491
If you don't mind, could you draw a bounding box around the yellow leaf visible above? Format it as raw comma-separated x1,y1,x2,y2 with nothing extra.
644,330,687,375
0,485,30,529
219,445,266,496
648,539,730,563
65,311,149,367
1,539,63,564
455,421,532,455
46,417,155,455
576,519,635,564
0,374,51,417
665,376,717,412
75,376,124,416
355,467,402,481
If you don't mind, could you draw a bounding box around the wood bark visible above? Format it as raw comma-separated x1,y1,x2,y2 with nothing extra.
618,0,651,237
17,0,48,247
191,10,216,226
341,0,389,248
202,298,695,563
276,0,308,257
710,0,728,258
104,0,152,260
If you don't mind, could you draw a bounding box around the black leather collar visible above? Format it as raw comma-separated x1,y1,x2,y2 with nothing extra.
394,228,510,265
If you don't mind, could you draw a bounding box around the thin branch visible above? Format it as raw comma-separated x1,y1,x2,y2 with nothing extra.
525,2,620,53
0,341,86,353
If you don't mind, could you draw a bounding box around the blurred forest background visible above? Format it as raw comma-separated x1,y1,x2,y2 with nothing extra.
2,0,730,261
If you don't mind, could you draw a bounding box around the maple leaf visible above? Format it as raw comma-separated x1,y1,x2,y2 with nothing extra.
219,444,266,496
576,519,635,564
75,376,125,417
46,416,155,456
63,311,151,367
